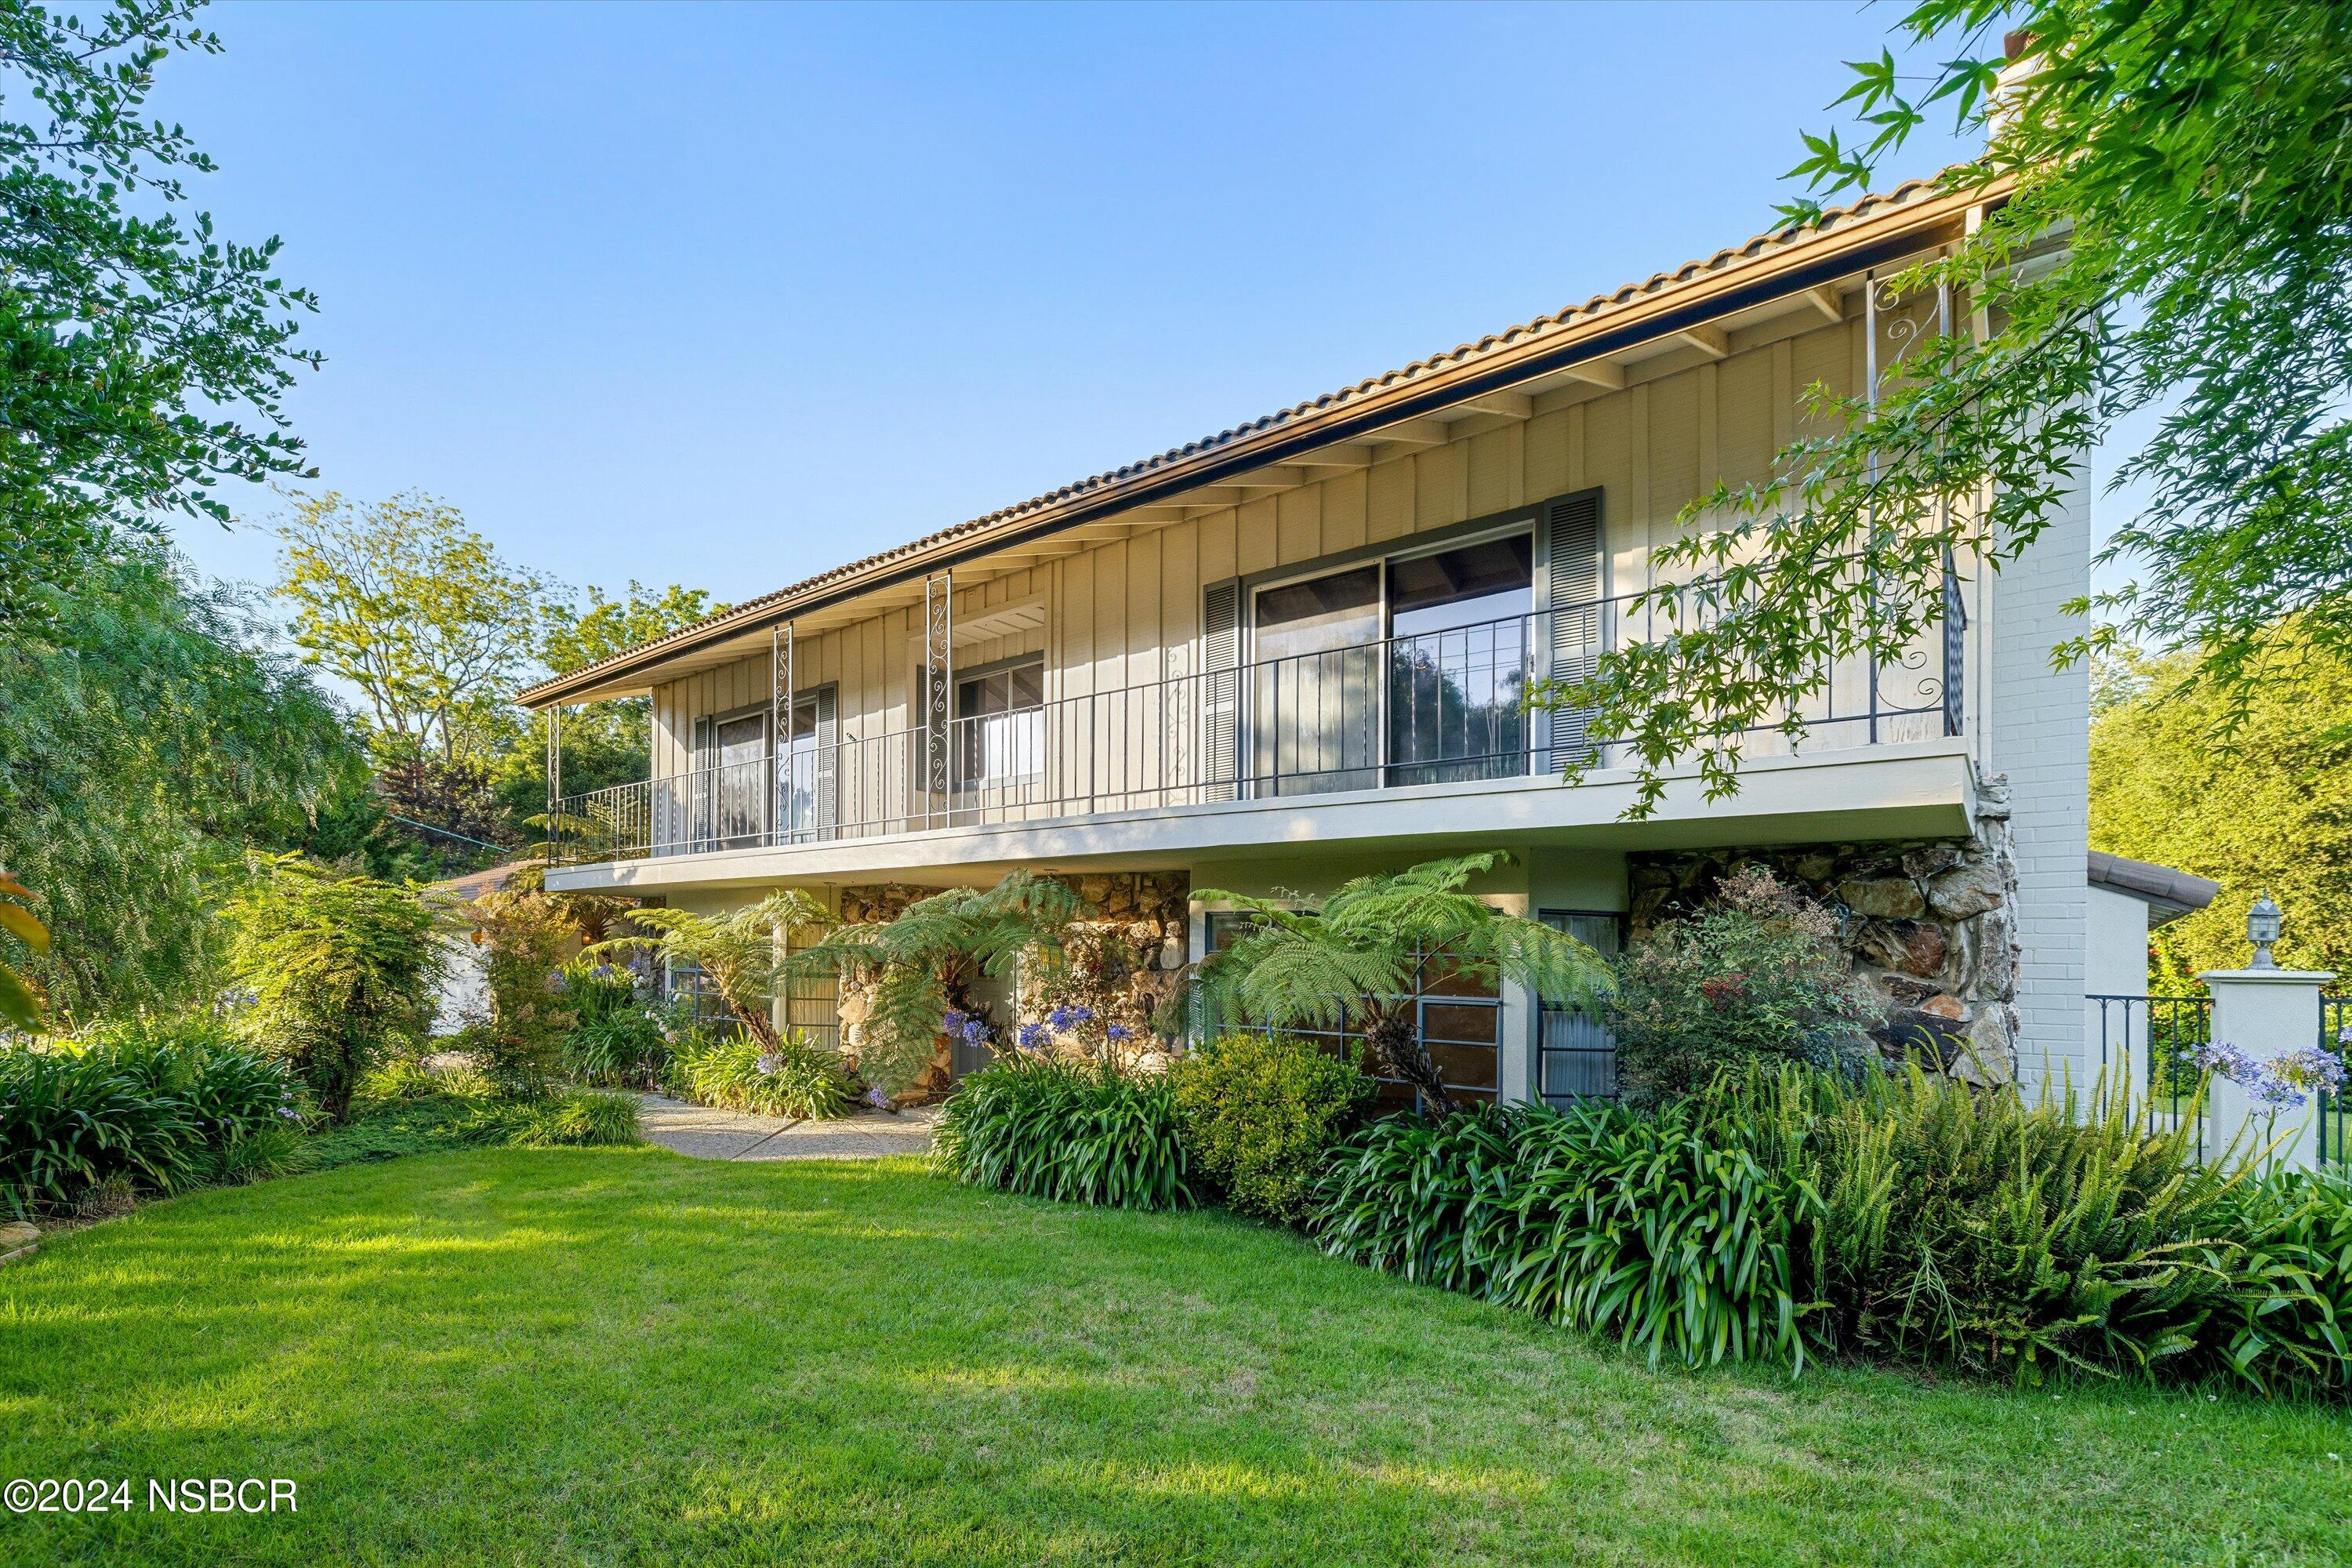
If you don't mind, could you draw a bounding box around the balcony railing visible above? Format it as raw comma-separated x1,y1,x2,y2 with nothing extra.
549,586,1962,868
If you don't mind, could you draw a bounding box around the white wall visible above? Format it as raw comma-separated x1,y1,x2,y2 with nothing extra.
2084,885,2150,1002
1987,463,2092,1094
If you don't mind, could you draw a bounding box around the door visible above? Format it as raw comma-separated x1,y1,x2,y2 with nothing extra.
696,710,768,850
1250,564,1382,796
1386,533,1535,786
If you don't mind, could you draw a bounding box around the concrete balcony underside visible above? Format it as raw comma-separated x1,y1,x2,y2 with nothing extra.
544,737,1975,894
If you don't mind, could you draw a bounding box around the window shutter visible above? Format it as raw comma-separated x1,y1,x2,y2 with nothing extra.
1201,577,1242,801
813,686,838,838
1536,491,1604,768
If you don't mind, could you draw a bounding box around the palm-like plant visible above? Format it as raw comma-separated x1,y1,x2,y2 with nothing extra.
587,891,833,1051
1191,851,1611,1116
783,872,1091,1097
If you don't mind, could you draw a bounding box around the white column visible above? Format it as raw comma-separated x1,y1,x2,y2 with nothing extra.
2199,967,2336,1172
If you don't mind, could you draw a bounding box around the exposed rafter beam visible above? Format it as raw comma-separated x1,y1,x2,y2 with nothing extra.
1675,323,1730,360
1163,485,1254,508
1120,506,1193,524
1368,417,1450,448
1449,390,1533,421
1802,284,1844,324
1286,445,1376,471
1560,358,1625,391
1227,465,1315,491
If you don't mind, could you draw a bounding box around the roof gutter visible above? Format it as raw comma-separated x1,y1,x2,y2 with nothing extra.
524,188,1987,708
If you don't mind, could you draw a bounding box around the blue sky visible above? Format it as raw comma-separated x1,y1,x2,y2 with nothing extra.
160,1,1984,608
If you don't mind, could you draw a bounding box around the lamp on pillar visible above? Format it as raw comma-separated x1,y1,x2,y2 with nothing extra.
2247,893,2282,969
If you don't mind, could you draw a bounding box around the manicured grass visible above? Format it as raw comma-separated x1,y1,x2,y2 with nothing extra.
2,1149,2347,1566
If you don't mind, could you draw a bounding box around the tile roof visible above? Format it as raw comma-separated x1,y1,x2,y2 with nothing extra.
522,176,1962,706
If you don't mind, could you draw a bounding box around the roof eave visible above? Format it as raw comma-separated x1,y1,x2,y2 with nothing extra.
521,176,2002,709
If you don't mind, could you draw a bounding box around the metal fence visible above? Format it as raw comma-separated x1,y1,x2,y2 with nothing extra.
551,579,1962,868
2088,993,2215,1160
2321,996,2350,1166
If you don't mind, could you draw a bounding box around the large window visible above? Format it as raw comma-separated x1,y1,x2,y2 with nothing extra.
1202,911,1502,1107
1247,528,1534,797
692,708,769,850
953,655,1044,796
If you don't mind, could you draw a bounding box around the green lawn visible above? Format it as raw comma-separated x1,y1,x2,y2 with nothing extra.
2,1149,2347,1567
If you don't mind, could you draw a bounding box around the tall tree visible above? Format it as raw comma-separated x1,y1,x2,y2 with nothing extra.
498,581,722,820
274,489,552,767
0,548,363,1020
0,0,318,629
1535,2,2352,813
2090,623,2352,981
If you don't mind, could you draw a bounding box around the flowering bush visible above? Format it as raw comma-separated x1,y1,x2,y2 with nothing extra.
1606,867,1881,1105
2192,1040,2347,1111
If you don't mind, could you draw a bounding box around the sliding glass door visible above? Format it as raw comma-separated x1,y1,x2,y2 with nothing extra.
1247,531,1534,797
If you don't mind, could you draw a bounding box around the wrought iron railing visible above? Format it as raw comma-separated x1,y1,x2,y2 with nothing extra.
550,581,1962,868
2321,996,2350,1166
2089,993,2215,1160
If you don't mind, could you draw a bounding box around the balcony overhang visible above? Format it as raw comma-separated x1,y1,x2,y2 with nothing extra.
545,738,1974,895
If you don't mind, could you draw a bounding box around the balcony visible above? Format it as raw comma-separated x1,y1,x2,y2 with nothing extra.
547,585,1964,870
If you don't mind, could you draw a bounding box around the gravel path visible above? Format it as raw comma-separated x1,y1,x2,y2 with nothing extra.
633,1093,938,1162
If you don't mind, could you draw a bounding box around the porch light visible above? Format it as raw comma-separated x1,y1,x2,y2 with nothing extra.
2247,894,2281,970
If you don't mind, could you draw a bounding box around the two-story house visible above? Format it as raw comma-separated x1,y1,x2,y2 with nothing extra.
525,176,2093,1106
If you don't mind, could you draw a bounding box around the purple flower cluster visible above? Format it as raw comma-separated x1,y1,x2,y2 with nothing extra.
2193,1040,2348,1110
865,1084,891,1109
1016,1021,1051,1051
1105,1022,1133,1043
755,1052,781,1077
1047,1004,1096,1033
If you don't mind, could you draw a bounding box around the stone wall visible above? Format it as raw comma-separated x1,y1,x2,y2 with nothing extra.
1625,779,2020,1079
833,872,1191,1096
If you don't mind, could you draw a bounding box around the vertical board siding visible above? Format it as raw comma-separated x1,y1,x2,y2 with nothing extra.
637,316,1880,808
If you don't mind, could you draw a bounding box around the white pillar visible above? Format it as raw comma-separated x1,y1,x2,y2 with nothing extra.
2199,967,2336,1172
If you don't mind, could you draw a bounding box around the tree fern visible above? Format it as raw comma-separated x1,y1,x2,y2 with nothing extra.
1191,852,1610,1114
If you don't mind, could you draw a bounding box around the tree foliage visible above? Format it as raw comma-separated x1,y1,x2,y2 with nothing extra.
1191,853,1610,1115
1536,1,2352,812
0,0,317,629
784,873,1093,1097
0,550,365,1021
592,891,830,1053
274,490,553,767
223,856,443,1122
2090,625,2352,981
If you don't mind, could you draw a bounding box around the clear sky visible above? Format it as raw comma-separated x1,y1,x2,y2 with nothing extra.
157,1,1985,609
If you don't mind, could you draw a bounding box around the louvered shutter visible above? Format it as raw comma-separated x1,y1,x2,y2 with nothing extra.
812,686,838,839
1201,578,1242,801
1535,491,1604,769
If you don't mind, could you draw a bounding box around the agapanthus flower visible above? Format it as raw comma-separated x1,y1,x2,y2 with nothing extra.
865,1084,891,1109
1017,1022,1051,1051
755,1053,780,1076
1105,1022,1133,1043
1047,1004,1095,1033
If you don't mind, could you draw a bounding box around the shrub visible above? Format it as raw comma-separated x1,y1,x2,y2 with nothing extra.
224,858,442,1121
503,1090,642,1149
0,1045,205,1217
666,1027,855,1120
560,963,669,1089
1607,867,1881,1104
216,1123,317,1184
933,1057,1194,1210
465,891,581,1096
1169,1033,1374,1225
1313,1100,1813,1369
0,1015,307,1217
1708,1062,2352,1389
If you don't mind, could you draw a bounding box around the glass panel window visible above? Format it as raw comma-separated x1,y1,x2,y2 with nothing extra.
1536,911,1621,1105
954,657,1044,791
1387,534,1533,786
699,712,768,849
1252,565,1381,796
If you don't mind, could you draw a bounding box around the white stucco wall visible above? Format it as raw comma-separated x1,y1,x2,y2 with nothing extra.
2084,884,2150,1002
1985,464,2092,1094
